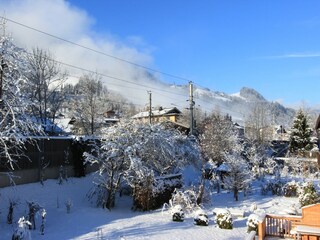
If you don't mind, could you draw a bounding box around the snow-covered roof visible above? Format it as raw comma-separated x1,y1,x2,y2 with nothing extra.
132,107,181,119
216,162,231,172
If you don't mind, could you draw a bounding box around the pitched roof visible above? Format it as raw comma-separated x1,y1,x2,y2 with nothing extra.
132,107,181,119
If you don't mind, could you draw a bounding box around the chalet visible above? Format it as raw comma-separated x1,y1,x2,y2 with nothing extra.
132,107,181,123
103,110,117,119
103,110,120,127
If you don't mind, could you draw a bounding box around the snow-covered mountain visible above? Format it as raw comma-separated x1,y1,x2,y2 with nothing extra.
107,76,296,125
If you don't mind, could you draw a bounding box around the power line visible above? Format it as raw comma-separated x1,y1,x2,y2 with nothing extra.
1,18,256,117
3,16,193,84
23,50,188,98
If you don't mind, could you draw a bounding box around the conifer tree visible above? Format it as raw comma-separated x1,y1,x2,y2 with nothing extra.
289,109,313,155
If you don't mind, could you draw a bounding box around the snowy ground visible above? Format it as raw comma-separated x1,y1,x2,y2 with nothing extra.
0,174,301,240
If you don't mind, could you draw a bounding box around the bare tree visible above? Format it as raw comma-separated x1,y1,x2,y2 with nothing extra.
245,102,272,145
25,48,66,133
72,73,107,135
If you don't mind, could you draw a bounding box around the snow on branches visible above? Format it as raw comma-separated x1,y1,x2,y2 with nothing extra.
0,30,42,171
84,121,202,210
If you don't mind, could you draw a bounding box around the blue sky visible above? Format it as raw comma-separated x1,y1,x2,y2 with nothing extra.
1,0,319,108
65,0,320,108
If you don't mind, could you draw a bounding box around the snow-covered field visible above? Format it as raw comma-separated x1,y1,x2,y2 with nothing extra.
0,173,303,240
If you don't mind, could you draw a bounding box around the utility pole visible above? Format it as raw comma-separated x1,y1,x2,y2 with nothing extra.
0,57,5,101
189,81,195,135
0,59,3,100
148,91,152,124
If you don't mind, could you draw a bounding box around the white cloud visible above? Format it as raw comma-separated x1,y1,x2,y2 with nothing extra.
0,0,176,106
268,52,320,59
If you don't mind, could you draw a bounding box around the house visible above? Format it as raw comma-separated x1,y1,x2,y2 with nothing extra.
103,110,120,127
316,114,320,149
103,110,117,119
132,107,181,123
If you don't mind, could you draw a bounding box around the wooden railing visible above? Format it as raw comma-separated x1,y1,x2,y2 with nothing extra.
258,214,302,240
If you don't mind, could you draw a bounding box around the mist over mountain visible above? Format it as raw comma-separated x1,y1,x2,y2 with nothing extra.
105,74,296,126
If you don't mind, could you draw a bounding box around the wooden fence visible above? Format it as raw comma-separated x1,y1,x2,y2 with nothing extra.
0,137,98,187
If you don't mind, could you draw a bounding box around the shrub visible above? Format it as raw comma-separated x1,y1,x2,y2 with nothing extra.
11,217,32,240
246,209,266,233
133,175,183,211
171,205,185,222
299,182,319,207
215,209,233,229
265,179,285,196
194,209,209,226
247,214,259,233
170,188,197,214
283,181,300,197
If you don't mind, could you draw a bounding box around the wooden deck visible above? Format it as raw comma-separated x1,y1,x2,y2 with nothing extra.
258,203,320,240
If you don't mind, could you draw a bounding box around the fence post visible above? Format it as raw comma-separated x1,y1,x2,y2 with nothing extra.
258,217,266,240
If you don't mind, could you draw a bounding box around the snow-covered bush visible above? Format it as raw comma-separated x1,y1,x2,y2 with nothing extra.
170,188,198,214
299,182,319,207
283,181,300,197
65,199,72,213
171,205,185,222
26,201,42,230
214,209,233,229
151,175,183,210
265,179,284,196
194,209,208,226
246,214,259,233
11,217,32,240
264,158,278,175
246,210,265,233
40,209,46,235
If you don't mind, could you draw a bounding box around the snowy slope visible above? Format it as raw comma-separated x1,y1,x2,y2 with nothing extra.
105,77,295,126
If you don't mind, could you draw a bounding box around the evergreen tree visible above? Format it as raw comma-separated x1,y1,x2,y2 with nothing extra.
289,109,313,155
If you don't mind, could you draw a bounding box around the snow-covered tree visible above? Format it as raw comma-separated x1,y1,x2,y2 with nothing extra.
72,73,107,135
223,153,251,201
289,109,314,156
24,48,66,134
198,112,241,203
0,25,41,170
199,112,236,165
85,121,201,210
85,125,134,209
